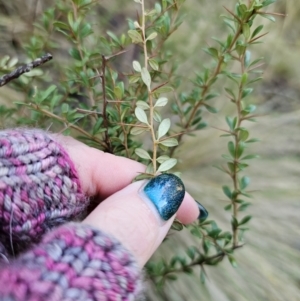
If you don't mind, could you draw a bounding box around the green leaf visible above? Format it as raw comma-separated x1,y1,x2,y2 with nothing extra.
200,269,206,284
226,116,236,131
153,110,162,122
196,122,207,130
228,141,235,157
69,48,81,60
251,25,264,38
61,103,69,114
7,57,18,68
262,0,277,7
244,51,251,68
135,107,149,124
157,118,171,139
40,85,57,102
242,104,256,116
136,100,149,110
171,220,183,231
157,158,177,172
239,215,252,225
241,154,259,160
146,163,154,174
141,67,151,90
92,117,103,135
225,87,235,100
133,60,141,72
240,176,250,190
228,255,238,268
129,74,140,84
130,127,147,135
204,104,218,113
157,155,170,164
203,47,219,59
114,86,123,99
205,93,219,101
237,142,245,158
259,13,276,22
222,186,232,200
242,23,250,39
149,58,159,71
239,129,249,141
224,204,232,211
128,29,143,43
238,202,251,211
154,85,173,94
159,138,178,147
147,32,157,41
155,97,168,107
227,162,235,173
135,148,151,160
242,88,253,98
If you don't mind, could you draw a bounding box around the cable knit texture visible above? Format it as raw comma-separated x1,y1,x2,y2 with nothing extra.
0,223,141,300
0,129,87,255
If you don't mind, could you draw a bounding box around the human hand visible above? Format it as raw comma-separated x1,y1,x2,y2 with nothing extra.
55,135,207,267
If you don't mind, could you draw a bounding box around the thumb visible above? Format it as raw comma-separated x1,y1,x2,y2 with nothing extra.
83,174,200,267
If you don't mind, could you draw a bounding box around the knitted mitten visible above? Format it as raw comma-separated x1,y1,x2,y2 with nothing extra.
0,129,87,255
0,223,142,300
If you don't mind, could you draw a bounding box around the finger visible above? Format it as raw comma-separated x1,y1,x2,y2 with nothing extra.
53,135,145,198
83,175,200,267
53,135,208,224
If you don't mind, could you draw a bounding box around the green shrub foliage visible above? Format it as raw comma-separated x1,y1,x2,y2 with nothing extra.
0,0,277,293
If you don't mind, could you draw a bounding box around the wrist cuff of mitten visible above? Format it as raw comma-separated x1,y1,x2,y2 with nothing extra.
0,223,142,300
0,129,87,254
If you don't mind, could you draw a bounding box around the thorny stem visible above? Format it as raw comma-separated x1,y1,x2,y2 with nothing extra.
141,0,157,174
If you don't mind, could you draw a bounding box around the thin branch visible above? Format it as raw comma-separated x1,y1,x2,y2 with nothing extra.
99,57,113,153
28,103,107,148
0,53,52,87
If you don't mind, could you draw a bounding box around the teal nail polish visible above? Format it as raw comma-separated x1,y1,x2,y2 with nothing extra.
143,174,185,221
196,201,209,221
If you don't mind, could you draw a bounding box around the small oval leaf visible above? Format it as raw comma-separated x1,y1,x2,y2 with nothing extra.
135,107,149,124
155,97,168,107
159,138,178,147
133,60,141,72
147,32,157,41
141,67,151,90
157,118,171,139
136,100,150,110
157,158,177,172
135,148,151,160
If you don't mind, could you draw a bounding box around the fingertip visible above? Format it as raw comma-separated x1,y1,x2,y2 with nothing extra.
176,192,199,224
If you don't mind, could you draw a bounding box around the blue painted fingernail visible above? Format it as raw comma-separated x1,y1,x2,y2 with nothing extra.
143,174,185,221
196,200,209,221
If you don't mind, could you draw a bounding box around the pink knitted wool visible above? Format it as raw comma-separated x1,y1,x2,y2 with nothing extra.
0,129,87,255
0,223,142,300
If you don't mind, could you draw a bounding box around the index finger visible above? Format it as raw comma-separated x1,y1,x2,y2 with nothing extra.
54,135,200,224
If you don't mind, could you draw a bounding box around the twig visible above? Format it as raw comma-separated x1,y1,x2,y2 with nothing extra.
0,53,53,87
99,57,113,153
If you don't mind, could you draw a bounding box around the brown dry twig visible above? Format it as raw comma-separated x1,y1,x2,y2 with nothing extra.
0,53,53,87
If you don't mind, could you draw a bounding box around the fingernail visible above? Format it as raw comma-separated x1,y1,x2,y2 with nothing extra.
143,174,185,221
196,201,209,221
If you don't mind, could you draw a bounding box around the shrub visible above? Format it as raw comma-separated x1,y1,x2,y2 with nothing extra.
0,0,278,297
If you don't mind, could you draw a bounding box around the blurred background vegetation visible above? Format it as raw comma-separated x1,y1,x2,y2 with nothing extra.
0,0,299,300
